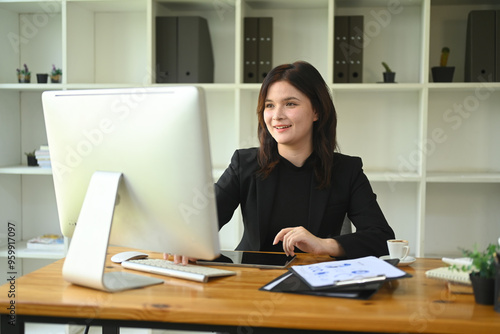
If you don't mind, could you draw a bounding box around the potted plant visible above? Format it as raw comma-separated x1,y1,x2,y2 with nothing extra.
16,64,31,83
431,47,455,82
36,73,48,83
455,243,500,305
25,150,38,167
50,64,62,83
381,62,395,83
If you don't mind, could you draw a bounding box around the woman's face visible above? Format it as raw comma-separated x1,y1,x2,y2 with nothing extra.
263,81,318,152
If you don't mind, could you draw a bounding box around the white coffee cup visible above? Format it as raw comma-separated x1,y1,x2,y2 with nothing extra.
387,239,410,261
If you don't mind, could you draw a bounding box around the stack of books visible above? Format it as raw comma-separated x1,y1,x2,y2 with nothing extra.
425,265,473,294
27,234,64,251
35,145,51,168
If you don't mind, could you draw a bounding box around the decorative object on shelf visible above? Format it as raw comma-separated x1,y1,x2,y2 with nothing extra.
25,149,38,166
381,62,395,83
35,145,51,168
454,242,500,305
16,63,31,83
37,73,48,83
50,64,62,83
432,47,455,82
495,247,499,313
27,234,64,251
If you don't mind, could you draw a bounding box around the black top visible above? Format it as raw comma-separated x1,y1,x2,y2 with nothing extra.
263,154,314,252
215,148,395,259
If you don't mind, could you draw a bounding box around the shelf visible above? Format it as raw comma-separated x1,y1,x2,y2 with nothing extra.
426,172,500,183
367,171,421,183
0,166,52,175
0,240,64,260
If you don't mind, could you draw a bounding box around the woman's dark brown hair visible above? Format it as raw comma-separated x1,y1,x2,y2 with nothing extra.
257,61,338,189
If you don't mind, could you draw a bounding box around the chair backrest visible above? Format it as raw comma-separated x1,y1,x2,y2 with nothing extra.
340,215,352,235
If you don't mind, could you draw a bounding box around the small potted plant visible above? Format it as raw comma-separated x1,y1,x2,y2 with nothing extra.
50,64,62,83
36,73,48,83
454,243,500,305
25,150,38,166
16,64,31,83
381,62,395,83
431,47,455,82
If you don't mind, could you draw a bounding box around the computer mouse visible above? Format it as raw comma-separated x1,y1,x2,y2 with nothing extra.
111,251,148,263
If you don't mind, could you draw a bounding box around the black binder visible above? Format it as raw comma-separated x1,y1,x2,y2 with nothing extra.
257,17,273,82
156,17,177,83
348,16,363,83
178,17,214,83
496,11,500,82
334,16,364,83
243,17,259,83
334,16,349,83
156,16,214,84
464,10,496,82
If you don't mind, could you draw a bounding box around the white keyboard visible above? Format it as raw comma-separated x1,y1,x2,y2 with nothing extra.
121,258,237,283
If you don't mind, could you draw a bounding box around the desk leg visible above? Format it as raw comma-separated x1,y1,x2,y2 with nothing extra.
1,314,25,334
102,325,119,334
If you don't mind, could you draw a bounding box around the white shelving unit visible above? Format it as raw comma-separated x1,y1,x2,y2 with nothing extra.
1,0,500,276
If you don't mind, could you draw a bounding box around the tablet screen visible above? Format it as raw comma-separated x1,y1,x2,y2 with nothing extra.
197,250,296,269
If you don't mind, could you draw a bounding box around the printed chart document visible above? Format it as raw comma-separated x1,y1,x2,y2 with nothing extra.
290,256,408,290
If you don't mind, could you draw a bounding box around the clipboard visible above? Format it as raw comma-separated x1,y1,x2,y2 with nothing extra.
260,272,383,300
260,256,412,299
289,256,410,290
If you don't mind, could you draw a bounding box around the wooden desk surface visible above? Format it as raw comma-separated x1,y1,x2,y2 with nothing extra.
1,247,499,333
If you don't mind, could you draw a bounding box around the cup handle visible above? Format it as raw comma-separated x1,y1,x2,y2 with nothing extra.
400,246,409,261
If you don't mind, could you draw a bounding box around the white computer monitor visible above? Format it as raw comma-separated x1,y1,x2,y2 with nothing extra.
42,86,220,291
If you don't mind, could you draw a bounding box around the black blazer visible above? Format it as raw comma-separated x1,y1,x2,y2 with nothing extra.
215,148,395,259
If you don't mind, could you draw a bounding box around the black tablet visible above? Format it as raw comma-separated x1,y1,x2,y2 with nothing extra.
197,250,296,269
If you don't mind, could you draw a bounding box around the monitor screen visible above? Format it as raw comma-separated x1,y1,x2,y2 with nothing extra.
42,86,220,261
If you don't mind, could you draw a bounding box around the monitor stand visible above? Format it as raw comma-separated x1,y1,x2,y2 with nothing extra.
62,171,164,292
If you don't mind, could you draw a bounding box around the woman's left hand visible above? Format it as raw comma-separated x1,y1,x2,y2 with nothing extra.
273,226,344,257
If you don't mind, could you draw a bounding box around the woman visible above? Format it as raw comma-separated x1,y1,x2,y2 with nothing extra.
214,61,394,259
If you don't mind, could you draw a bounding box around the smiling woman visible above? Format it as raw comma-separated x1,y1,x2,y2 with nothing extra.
211,61,395,260
175,61,395,264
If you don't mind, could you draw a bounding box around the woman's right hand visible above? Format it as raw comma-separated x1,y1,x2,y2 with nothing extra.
163,253,196,265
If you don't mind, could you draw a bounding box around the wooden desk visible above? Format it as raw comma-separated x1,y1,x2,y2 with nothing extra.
1,248,499,334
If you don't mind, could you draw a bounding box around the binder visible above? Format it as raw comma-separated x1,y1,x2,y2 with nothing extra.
348,16,363,83
257,17,273,82
496,11,500,82
178,17,214,83
156,17,178,83
334,16,349,83
464,10,496,82
243,17,259,83
156,16,214,84
260,271,383,300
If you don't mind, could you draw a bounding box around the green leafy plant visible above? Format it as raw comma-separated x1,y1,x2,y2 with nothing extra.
454,243,500,279
51,64,62,76
381,62,393,73
440,47,450,67
16,63,31,76
24,149,36,157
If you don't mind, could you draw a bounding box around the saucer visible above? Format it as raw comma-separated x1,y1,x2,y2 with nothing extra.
380,255,416,266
